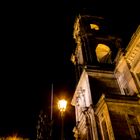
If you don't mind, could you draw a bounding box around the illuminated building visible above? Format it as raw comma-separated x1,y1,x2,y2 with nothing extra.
71,14,140,140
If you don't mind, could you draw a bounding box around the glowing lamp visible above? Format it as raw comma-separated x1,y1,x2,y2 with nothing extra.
58,99,67,112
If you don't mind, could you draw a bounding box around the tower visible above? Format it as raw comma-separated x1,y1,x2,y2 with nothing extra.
71,14,140,140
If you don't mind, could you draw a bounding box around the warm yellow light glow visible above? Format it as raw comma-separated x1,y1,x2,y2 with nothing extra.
0,136,29,140
6,136,17,140
95,43,111,63
58,99,67,112
90,24,99,30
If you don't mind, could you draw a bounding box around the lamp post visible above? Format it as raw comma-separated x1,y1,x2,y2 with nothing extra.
58,99,67,140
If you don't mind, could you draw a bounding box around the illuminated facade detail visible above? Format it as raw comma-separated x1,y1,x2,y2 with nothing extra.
125,25,140,93
71,14,140,140
115,25,140,97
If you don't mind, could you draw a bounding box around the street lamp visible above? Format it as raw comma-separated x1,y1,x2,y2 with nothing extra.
58,99,67,140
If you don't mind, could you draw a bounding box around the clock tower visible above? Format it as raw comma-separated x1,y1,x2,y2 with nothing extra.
71,15,122,82
71,14,140,140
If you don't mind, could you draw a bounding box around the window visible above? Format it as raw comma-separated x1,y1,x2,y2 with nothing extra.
123,87,129,95
128,115,140,139
101,119,109,140
90,24,99,30
95,43,112,63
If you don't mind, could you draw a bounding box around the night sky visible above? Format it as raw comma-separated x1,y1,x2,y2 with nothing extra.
1,1,139,140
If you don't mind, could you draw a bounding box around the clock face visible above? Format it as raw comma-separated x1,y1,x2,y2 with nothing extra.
95,43,112,63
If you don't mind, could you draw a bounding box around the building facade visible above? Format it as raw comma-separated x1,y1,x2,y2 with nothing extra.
71,14,140,140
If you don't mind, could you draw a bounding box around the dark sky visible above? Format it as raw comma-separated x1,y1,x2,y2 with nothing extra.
1,1,139,140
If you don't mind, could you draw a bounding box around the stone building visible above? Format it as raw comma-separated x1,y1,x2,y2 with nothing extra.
71,14,140,140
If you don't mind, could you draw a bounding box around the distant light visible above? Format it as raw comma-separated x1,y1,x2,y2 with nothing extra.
0,136,30,140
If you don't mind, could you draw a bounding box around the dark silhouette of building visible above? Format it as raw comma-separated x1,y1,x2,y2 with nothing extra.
36,109,53,140
71,14,140,140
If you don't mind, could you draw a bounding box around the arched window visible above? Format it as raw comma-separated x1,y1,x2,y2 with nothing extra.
90,24,100,30
95,43,112,63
